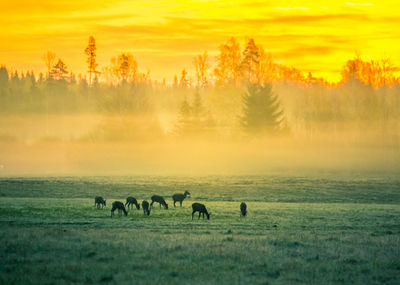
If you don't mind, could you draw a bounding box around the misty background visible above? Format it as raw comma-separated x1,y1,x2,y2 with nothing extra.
0,37,399,176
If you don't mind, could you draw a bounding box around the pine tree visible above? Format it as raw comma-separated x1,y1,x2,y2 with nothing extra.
50,59,68,80
241,84,283,134
84,36,99,85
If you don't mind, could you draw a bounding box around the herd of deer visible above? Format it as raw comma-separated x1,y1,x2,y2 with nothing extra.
94,191,248,220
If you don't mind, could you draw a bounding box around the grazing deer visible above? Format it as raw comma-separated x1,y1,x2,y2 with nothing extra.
240,202,247,217
192,203,210,220
111,201,128,217
142,200,151,216
94,196,106,208
172,191,190,207
125,197,140,210
150,195,168,209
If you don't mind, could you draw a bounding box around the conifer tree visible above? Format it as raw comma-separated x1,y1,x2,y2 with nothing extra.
241,84,283,134
84,36,99,85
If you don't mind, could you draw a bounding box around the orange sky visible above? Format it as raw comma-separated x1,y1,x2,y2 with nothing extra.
1,0,400,82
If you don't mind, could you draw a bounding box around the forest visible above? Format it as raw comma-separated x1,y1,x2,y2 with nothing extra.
0,37,399,174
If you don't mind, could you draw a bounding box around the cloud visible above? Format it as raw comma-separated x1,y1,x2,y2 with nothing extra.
275,45,337,59
96,13,371,38
275,6,309,11
345,2,374,7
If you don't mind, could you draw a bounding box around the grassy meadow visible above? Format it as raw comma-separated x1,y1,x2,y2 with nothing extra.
1,175,399,284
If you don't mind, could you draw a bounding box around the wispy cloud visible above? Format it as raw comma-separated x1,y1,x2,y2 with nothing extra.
275,6,309,11
345,2,374,7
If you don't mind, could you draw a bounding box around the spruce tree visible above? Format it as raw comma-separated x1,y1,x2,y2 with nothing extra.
241,83,283,134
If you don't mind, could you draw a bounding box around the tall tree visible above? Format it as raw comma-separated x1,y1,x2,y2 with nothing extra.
42,51,56,79
241,38,261,84
214,37,242,86
241,84,283,134
84,36,99,85
193,52,209,88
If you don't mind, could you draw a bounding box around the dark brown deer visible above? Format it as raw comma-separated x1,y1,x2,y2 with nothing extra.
150,195,168,209
142,200,151,216
125,197,140,210
172,191,190,207
240,202,247,217
192,203,210,220
94,196,106,208
111,201,128,217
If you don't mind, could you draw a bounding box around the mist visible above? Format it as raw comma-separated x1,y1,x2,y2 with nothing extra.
1,38,399,176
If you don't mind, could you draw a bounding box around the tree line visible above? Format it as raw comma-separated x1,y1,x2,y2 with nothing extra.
0,36,399,142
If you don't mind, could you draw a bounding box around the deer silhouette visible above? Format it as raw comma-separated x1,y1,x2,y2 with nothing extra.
94,196,106,208
150,195,168,209
192,203,210,220
111,201,127,217
125,197,140,210
172,191,190,207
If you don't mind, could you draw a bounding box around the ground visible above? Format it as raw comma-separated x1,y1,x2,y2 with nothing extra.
0,175,399,284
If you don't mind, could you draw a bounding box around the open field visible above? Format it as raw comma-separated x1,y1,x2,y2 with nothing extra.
1,175,400,284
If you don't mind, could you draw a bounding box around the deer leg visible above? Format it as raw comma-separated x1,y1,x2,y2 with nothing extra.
180,201,182,207
174,201,176,208
198,212,201,219
192,211,195,220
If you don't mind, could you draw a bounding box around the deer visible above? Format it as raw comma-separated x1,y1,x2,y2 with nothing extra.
192,203,210,220
150,195,168,209
172,191,190,207
240,202,247,217
142,200,151,216
125,197,140,210
111,201,128,217
94,196,106,208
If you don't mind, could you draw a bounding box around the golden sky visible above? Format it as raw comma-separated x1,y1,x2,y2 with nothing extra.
1,0,400,82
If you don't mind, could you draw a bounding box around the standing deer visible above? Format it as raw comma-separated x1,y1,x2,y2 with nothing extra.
125,197,140,210
192,203,210,220
142,200,151,216
150,195,168,209
94,196,106,208
240,202,247,217
172,191,190,207
111,201,128,217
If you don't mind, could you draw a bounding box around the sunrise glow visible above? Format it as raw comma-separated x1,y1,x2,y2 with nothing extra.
1,0,400,82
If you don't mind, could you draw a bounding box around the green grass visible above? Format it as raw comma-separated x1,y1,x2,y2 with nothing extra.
1,176,399,284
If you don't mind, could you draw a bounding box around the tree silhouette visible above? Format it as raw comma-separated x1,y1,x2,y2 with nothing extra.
241,84,283,134
214,37,242,86
241,38,261,84
42,51,56,79
50,59,68,80
84,36,99,85
107,53,138,83
174,96,193,136
179,69,189,88
193,52,209,88
0,66,8,88
174,90,215,138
